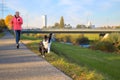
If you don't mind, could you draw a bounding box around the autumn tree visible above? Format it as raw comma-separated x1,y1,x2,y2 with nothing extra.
54,22,59,28
59,16,64,28
76,24,86,29
0,19,6,30
5,15,13,30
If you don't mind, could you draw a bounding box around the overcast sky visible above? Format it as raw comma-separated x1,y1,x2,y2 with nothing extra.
1,0,120,28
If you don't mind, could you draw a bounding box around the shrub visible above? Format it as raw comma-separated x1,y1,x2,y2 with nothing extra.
0,29,3,32
35,33,41,38
29,33,35,37
64,35,71,43
69,35,80,45
55,34,62,42
79,37,89,45
102,33,120,53
69,34,83,45
61,35,66,42
31,33,47,39
107,33,120,43
94,41,116,52
55,34,89,45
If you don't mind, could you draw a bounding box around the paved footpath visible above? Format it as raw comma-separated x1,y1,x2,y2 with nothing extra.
0,32,72,80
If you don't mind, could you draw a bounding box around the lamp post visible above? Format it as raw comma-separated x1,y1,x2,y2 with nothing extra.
0,0,8,19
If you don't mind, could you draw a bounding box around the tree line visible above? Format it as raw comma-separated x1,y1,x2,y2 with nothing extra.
0,14,120,31
0,15,13,32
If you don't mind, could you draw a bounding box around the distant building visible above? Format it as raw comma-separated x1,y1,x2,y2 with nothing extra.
87,21,95,28
42,15,47,28
64,24,72,28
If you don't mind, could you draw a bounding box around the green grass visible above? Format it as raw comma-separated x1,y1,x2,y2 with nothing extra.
21,34,105,80
21,34,120,80
51,42,120,80
23,41,105,80
84,33,99,40
0,32,4,38
21,34,39,40
45,52,105,80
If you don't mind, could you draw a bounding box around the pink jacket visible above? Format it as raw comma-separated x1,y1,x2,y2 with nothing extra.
11,16,23,30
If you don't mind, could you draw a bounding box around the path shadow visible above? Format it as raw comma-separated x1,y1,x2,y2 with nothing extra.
0,54,43,64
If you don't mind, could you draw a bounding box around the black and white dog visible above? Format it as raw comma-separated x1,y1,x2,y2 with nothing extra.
39,41,47,56
39,33,53,57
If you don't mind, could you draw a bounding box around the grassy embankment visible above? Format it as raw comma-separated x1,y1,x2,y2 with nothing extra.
21,34,120,80
0,32,4,38
51,42,120,80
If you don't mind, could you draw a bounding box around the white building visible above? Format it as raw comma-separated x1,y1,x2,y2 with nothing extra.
87,21,95,28
42,15,47,28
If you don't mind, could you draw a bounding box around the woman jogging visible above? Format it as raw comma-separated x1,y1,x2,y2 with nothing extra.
11,11,23,49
